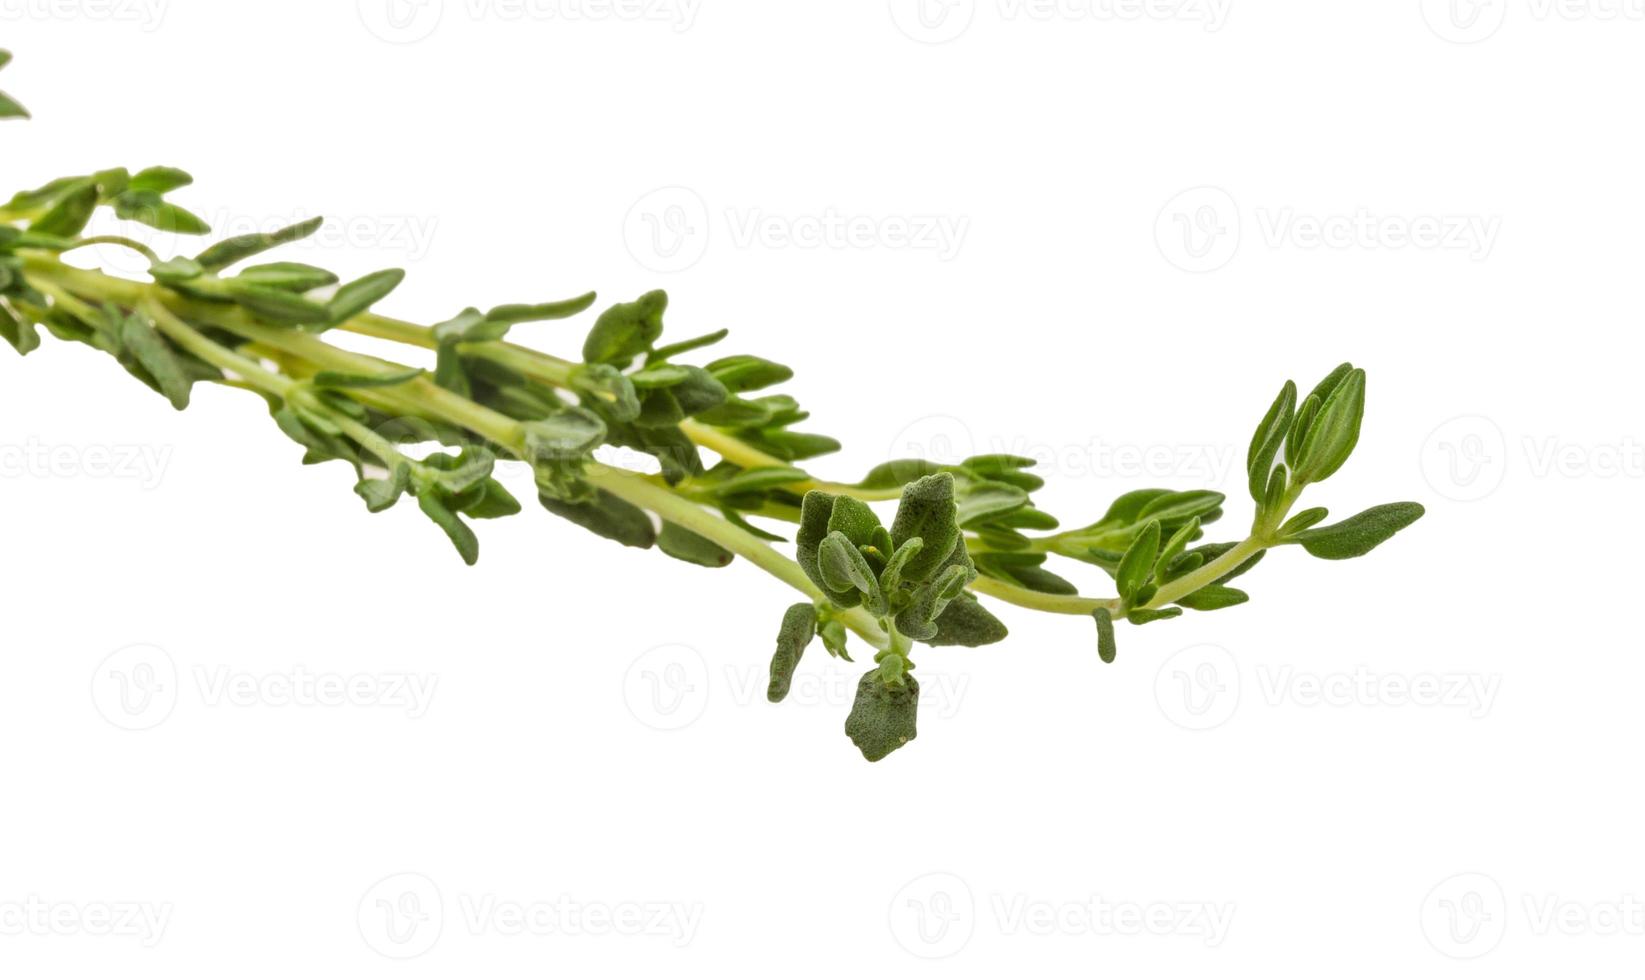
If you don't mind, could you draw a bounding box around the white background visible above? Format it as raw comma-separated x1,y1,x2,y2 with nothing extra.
3,1,1642,975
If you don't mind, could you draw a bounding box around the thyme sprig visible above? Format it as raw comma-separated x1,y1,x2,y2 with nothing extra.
0,52,1423,760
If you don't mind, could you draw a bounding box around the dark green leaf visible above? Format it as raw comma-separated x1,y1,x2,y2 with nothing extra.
889,473,961,584
1291,502,1424,560
31,183,97,237
418,493,479,565
485,291,597,325
1247,379,1297,505
1115,520,1161,604
324,269,405,327
705,354,793,393
647,328,728,364
118,312,192,409
312,367,422,389
538,489,656,549
926,594,1009,647
583,290,667,366
1278,507,1329,537
237,262,338,292
768,603,817,703
1093,606,1117,663
1176,585,1249,611
1128,606,1183,625
195,216,324,271
658,522,735,567
1293,367,1365,485
127,166,194,195
844,670,919,762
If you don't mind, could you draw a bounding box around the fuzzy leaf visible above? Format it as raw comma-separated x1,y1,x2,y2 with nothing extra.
768,603,817,703
844,670,919,762
1291,502,1424,560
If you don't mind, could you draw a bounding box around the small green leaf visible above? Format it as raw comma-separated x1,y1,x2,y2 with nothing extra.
844,669,919,762
878,537,924,596
705,354,793,393
582,290,667,366
1115,520,1161,604
354,465,410,513
1293,367,1366,485
113,193,210,235
324,269,405,327
955,480,1029,527
827,495,883,548
220,280,330,325
0,303,41,355
1278,507,1329,537
1247,380,1297,505
1176,585,1249,611
926,594,1008,648
768,603,818,703
485,292,597,325
31,182,97,237
195,216,324,271
889,473,961,584
1291,502,1424,560
148,257,204,284
1128,607,1183,625
1093,607,1117,663
459,478,522,519
710,465,808,498
237,262,338,292
417,493,479,565
628,363,691,389
658,522,735,568
647,328,729,364
127,167,193,195
819,531,883,612
538,489,657,549
118,312,192,409
312,367,422,389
